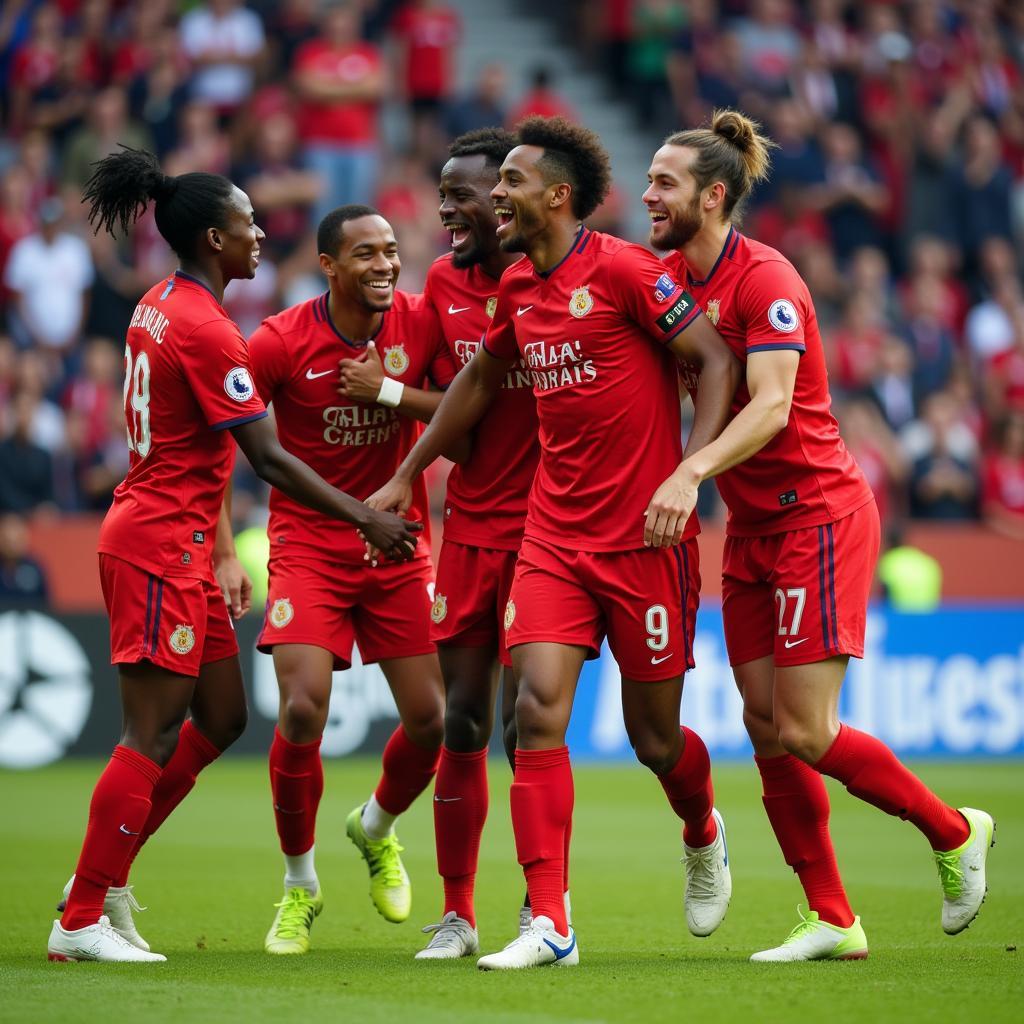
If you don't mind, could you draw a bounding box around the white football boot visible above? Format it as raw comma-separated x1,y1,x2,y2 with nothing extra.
415,911,480,960
477,915,579,971
934,807,996,935
47,915,166,963
518,889,572,936
60,875,151,951
683,808,732,936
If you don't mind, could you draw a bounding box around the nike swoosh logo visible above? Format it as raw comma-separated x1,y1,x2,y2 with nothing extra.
784,637,809,649
119,824,141,835
543,932,577,960
448,304,470,314
434,795,462,803
517,305,533,316
650,654,672,665
305,367,333,380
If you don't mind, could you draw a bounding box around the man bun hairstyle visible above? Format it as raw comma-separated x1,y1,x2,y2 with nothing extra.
82,146,235,260
448,127,517,171
665,109,776,221
317,203,383,257
514,115,612,221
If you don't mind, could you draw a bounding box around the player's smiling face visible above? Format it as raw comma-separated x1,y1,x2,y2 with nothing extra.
439,154,501,269
217,186,264,280
491,145,551,254
321,214,400,313
643,145,706,251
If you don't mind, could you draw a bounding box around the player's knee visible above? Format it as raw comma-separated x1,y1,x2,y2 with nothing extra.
402,702,445,750
444,696,492,752
512,687,553,746
776,721,823,764
280,689,328,738
742,705,779,749
631,733,679,775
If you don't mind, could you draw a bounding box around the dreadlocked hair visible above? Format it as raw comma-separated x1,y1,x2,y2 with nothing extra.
82,146,235,260
514,116,612,220
448,127,517,170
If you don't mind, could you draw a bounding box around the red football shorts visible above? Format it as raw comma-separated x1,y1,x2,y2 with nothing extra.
722,500,880,667
100,554,238,677
505,535,699,681
431,540,519,667
257,555,436,669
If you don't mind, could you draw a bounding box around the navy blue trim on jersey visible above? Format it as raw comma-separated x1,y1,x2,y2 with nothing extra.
747,342,806,354
537,226,588,280
174,270,219,301
672,544,693,669
662,305,704,344
320,291,384,349
817,527,831,650
146,576,164,655
144,575,154,655
210,409,269,431
686,225,736,289
312,294,325,323
826,522,839,650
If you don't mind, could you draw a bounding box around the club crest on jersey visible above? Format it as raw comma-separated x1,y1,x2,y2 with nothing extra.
382,344,409,376
504,599,516,631
224,366,255,402
168,624,195,655
486,296,497,319
654,273,677,302
269,598,294,629
569,286,594,318
705,299,721,326
430,593,448,624
768,299,799,333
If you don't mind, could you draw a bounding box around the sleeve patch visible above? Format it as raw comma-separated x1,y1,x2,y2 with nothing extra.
223,366,256,402
767,299,800,333
656,290,696,333
654,273,678,302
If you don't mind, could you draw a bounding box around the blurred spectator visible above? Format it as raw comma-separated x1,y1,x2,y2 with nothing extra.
127,25,192,158
0,163,35,315
444,62,507,140
980,412,1024,540
828,292,887,393
903,391,980,520
392,0,461,159
4,197,93,356
904,106,962,249
901,274,956,402
292,1,384,220
983,306,1024,422
6,2,63,133
61,86,151,191
864,334,917,432
508,66,578,126
110,1,176,84
0,511,49,604
877,526,942,612
965,273,1022,364
733,0,801,99
836,398,908,526
0,391,55,514
179,0,265,115
165,101,231,176
625,0,686,129
61,338,119,464
262,0,320,75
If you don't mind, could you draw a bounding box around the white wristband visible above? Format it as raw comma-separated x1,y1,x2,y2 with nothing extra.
377,376,405,407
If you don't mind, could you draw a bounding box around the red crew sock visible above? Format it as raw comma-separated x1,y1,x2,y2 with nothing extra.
434,746,489,927
61,746,161,931
373,725,441,816
814,724,969,851
563,814,572,895
657,727,718,848
114,719,221,886
269,728,324,856
755,752,855,928
510,746,573,935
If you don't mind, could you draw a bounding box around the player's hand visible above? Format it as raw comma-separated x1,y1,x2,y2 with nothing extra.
214,554,253,619
362,476,414,563
361,508,422,565
338,341,386,404
644,466,699,548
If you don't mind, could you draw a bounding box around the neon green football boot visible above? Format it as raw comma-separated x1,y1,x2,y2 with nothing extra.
345,805,411,923
264,886,324,955
750,907,869,962
934,807,995,935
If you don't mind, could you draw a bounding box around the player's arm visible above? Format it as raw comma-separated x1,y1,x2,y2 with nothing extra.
230,415,422,561
364,346,512,515
213,480,252,619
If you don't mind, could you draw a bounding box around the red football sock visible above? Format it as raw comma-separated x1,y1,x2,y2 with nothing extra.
269,728,323,856
657,727,717,848
114,719,220,886
373,725,441,816
815,724,969,851
510,746,572,935
434,746,489,927
61,745,161,931
562,814,572,894
756,753,855,928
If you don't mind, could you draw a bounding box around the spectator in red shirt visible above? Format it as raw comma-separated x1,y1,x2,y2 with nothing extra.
507,65,578,126
292,1,384,221
981,412,1024,539
0,164,35,318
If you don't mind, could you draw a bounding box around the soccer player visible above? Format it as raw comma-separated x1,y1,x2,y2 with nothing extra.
369,116,742,970
414,128,545,960
48,151,419,964
644,109,995,962
249,205,457,956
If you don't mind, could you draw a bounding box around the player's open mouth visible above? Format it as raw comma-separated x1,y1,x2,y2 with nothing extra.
494,206,514,234
648,210,668,223
252,249,260,263
364,277,393,294
443,221,471,248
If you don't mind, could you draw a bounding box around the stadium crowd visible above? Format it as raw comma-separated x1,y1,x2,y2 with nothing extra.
1,0,1023,550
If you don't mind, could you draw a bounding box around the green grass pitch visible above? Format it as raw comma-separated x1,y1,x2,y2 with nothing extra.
1,758,1020,1023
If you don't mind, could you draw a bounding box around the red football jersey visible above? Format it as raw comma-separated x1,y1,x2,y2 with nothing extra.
665,228,873,537
423,253,539,551
98,271,268,580
249,290,457,564
483,228,702,553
